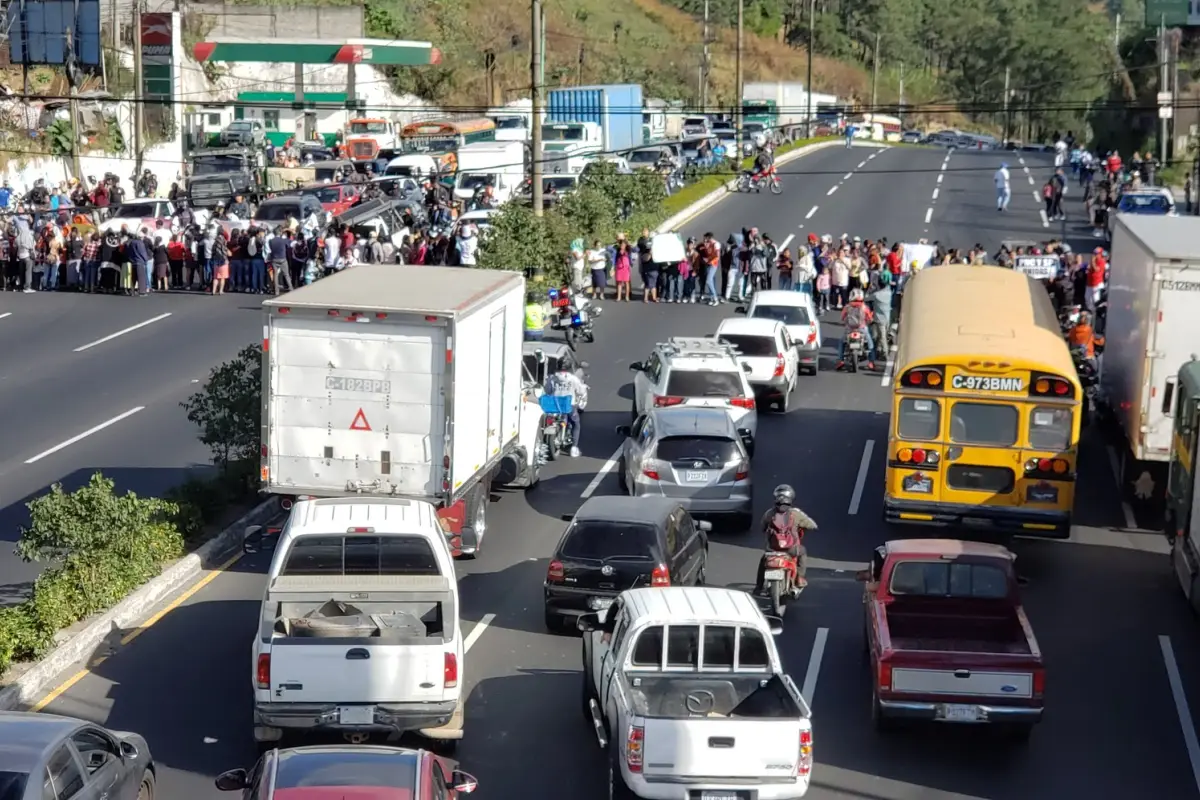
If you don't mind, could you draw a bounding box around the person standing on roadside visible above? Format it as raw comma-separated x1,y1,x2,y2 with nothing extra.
994,162,1011,212
269,227,293,295
700,232,720,306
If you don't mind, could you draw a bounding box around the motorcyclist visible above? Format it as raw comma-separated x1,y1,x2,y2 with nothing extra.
751,142,775,185
753,484,817,595
1067,310,1105,366
544,362,588,458
837,288,876,371
227,194,251,221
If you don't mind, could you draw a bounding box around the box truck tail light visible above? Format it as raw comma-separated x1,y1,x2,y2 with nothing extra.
444,652,458,688
547,560,565,583
625,723,644,772
1032,669,1045,698
256,654,271,689
375,313,388,320
260,445,268,459
877,660,892,691
328,309,340,317
262,325,269,353
276,307,290,315
442,455,451,492
798,729,813,777
445,335,453,365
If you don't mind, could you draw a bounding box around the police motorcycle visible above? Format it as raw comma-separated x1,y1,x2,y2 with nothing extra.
548,285,599,351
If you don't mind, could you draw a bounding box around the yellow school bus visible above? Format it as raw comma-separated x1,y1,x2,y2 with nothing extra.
885,264,1081,538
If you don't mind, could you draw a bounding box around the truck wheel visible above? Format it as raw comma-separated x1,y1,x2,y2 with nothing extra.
460,484,488,560
608,747,639,800
617,457,628,493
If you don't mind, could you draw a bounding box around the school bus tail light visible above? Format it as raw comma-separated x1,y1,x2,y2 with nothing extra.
901,367,943,387
897,447,939,465
1031,375,1075,399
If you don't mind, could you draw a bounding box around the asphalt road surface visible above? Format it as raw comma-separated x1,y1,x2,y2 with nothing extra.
33,144,1200,799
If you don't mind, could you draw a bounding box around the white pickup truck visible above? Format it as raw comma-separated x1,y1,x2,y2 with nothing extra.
245,496,464,752
579,586,813,800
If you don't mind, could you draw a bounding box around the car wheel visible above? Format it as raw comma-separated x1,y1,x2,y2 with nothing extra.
137,771,156,800
779,385,791,413
617,457,629,493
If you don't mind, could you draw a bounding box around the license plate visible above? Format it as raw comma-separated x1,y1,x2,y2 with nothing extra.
685,470,710,482
941,704,981,722
589,597,614,610
763,569,786,580
338,706,374,725
700,793,739,800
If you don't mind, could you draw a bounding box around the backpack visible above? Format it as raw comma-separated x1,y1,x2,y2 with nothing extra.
844,302,866,330
1042,183,1053,200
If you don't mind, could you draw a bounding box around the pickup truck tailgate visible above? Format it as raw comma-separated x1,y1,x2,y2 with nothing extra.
892,667,1034,699
642,718,803,779
269,641,446,704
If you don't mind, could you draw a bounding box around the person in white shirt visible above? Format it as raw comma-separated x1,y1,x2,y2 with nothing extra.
994,163,1011,212
456,224,478,266
1054,138,1068,168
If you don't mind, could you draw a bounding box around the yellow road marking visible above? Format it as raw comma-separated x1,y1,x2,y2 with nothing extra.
31,551,245,712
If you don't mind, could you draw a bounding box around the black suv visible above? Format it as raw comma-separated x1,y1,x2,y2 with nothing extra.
543,496,710,631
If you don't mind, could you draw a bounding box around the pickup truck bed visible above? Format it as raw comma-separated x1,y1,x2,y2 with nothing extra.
628,675,802,718
887,605,1032,655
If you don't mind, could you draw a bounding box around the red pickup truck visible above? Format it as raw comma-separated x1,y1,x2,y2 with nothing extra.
858,538,1045,740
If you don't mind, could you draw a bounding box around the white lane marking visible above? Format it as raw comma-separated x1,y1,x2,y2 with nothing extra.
857,161,866,169
1019,157,1026,165
924,208,933,224
1039,209,1049,227
826,185,838,196
936,174,943,184
581,445,624,498
1033,190,1041,202
73,313,172,352
805,205,818,219
0,313,11,321
801,627,829,703
880,354,896,387
848,440,875,515
779,234,795,250
931,188,939,201
868,152,878,159
843,172,853,180
940,162,947,171
1028,176,1035,185
1107,445,1138,529
1159,634,1200,796
465,613,496,652
1023,166,1030,174
25,406,146,464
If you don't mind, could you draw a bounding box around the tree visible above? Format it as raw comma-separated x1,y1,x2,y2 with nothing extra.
181,343,262,472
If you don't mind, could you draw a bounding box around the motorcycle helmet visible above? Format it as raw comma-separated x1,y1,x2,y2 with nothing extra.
773,484,796,507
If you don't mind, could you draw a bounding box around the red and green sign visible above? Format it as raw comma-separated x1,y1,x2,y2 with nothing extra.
192,39,440,66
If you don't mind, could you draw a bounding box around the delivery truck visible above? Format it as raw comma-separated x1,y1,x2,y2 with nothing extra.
1102,214,1200,518
258,265,526,558
546,84,643,155
742,82,807,136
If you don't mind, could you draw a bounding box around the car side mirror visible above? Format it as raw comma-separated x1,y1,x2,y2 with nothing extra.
119,741,140,759
734,306,747,314
577,612,600,632
615,425,632,436
629,361,644,372
742,363,753,372
451,770,479,793
214,769,249,791
855,569,871,582
696,520,713,532
763,615,784,635
560,513,575,522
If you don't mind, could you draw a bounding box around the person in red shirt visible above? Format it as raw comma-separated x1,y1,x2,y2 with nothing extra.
885,243,903,277
1085,248,1107,311
1106,152,1121,178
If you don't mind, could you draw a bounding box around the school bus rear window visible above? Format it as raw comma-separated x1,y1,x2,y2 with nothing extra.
1029,407,1072,450
897,398,940,440
950,402,1018,446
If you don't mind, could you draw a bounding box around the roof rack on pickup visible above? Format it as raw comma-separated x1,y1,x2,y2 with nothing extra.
661,337,740,359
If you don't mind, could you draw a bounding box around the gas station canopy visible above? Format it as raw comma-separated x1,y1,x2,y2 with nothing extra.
191,38,440,66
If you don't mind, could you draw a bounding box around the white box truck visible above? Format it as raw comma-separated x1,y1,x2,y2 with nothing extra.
452,140,528,205
259,265,526,557
1103,214,1200,515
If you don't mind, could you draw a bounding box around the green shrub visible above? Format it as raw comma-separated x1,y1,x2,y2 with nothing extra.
0,474,186,672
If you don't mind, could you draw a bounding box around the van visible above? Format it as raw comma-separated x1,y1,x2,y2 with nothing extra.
246,497,465,750
453,141,527,204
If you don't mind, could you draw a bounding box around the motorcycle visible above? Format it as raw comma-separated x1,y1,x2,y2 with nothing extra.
757,529,806,617
737,169,783,195
845,329,867,373
1058,304,1082,334
548,286,600,351
538,394,575,461
1071,345,1101,425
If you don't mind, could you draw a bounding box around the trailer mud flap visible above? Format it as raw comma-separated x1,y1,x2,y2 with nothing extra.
436,499,469,557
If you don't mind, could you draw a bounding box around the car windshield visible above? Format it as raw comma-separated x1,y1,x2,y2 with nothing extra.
113,202,158,218
227,122,252,131
191,155,244,175
493,116,525,129
0,772,28,800
628,150,662,164
655,436,740,465
561,520,657,561
305,188,342,204
275,749,418,790
458,173,495,191
543,177,576,192
665,370,744,398
281,534,441,577
743,124,765,134
350,121,389,134
1118,194,1172,214
717,334,777,357
751,304,810,326
255,203,300,221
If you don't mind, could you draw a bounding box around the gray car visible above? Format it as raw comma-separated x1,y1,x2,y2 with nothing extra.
0,711,155,799
615,407,753,528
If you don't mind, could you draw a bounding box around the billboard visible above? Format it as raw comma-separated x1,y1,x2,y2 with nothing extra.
140,12,173,102
1144,0,1197,26
6,0,102,66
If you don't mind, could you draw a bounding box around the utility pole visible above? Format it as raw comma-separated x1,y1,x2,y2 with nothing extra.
1002,66,1010,145
735,0,744,157
870,32,880,113
804,0,813,138
1171,29,1180,167
701,0,710,112
1159,14,1168,167
531,0,544,217
898,61,905,129
132,0,144,170
539,5,546,88
577,44,585,86
65,15,82,179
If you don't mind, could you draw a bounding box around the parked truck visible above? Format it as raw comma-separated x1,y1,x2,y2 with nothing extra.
258,265,527,558
1102,214,1200,517
743,82,812,142
544,84,643,167
859,539,1045,740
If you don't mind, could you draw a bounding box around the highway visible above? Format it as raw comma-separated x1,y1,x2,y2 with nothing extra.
31,143,1200,799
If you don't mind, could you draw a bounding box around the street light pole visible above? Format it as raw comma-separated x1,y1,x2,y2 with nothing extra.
804,0,813,137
